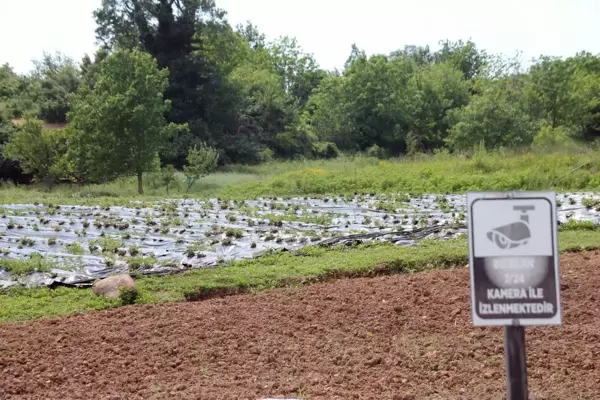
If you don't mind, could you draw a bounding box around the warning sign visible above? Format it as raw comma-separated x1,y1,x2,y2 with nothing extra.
467,192,562,327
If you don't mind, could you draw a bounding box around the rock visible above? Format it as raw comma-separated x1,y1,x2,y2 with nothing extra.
93,274,136,300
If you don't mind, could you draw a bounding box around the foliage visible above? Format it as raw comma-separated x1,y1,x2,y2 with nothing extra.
119,287,139,305
532,125,578,150
2,230,599,323
68,48,185,193
221,148,600,198
446,81,538,150
3,117,71,188
184,143,219,192
32,52,81,123
159,164,180,195
2,8,600,191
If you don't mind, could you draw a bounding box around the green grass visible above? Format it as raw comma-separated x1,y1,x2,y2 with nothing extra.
1,148,599,205
2,230,599,324
221,148,600,199
0,170,261,206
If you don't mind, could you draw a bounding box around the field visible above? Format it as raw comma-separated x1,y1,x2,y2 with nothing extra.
1,150,600,399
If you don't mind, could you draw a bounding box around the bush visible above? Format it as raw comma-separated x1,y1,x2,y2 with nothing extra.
119,287,139,305
312,141,340,159
160,164,180,195
183,142,219,192
366,144,386,159
532,125,578,150
259,147,274,162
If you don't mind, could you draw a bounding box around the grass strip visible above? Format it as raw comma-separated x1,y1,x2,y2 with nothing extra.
1,230,600,324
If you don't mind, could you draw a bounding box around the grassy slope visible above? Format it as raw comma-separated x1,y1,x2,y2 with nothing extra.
2,230,600,324
2,148,600,205
222,150,600,198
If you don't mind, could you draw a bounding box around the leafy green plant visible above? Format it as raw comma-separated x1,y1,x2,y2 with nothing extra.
119,287,139,305
66,242,86,255
225,228,244,238
127,257,157,270
160,165,181,195
0,253,55,275
184,142,219,192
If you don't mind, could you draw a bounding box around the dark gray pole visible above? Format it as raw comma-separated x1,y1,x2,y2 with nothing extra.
504,326,528,400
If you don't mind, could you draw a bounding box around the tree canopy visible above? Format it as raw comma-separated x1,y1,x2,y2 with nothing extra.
68,48,183,193
1,1,600,189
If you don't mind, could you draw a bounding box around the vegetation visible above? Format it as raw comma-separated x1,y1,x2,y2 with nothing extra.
221,148,600,198
0,253,55,276
1,1,600,192
68,48,184,194
1,230,599,324
0,146,598,205
184,143,219,192
1,0,600,328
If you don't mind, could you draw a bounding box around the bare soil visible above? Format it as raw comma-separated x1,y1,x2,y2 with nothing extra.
1,252,599,400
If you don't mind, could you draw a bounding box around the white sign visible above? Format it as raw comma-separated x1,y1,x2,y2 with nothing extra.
467,192,561,327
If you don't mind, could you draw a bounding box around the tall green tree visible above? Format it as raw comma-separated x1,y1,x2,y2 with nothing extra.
446,80,538,150
94,0,231,167
310,52,418,154
68,49,184,194
525,56,576,128
409,62,471,150
0,64,21,116
435,40,488,80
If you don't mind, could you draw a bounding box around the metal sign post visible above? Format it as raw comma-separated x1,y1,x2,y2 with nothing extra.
505,326,528,400
466,192,562,400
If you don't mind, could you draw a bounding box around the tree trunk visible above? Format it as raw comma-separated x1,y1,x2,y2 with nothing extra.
137,171,144,195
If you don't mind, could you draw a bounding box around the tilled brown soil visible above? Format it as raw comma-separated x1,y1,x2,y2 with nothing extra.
1,252,600,400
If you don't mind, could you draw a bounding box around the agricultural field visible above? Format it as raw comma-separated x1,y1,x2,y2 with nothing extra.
3,1,600,396
0,191,599,289
1,154,600,399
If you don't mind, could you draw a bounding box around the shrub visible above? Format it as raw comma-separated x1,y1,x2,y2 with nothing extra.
119,287,139,305
366,144,386,159
312,141,340,159
183,142,219,192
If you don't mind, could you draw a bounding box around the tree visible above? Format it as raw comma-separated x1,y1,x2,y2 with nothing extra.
183,142,218,192
236,22,266,50
344,44,366,70
3,117,71,189
525,56,576,128
389,45,434,67
160,164,180,195
32,52,81,123
0,64,20,116
309,54,419,154
435,40,488,80
227,46,299,161
268,36,319,94
446,81,538,150
68,48,184,194
94,0,231,168
409,62,471,150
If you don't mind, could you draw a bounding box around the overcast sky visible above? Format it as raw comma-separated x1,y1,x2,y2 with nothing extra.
1,0,598,74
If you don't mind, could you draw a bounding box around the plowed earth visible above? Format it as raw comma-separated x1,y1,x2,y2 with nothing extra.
1,252,600,400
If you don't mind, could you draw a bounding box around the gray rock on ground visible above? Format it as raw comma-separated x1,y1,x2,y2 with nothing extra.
92,274,136,300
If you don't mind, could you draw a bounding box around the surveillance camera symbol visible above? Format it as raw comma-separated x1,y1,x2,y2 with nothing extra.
487,205,535,249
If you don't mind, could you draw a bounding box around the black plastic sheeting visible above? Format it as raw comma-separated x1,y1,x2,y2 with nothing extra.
0,193,596,288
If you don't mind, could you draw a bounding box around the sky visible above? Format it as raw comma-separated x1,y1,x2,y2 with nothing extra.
1,0,599,74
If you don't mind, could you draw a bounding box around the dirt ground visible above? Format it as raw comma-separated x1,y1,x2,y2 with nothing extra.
1,252,599,400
